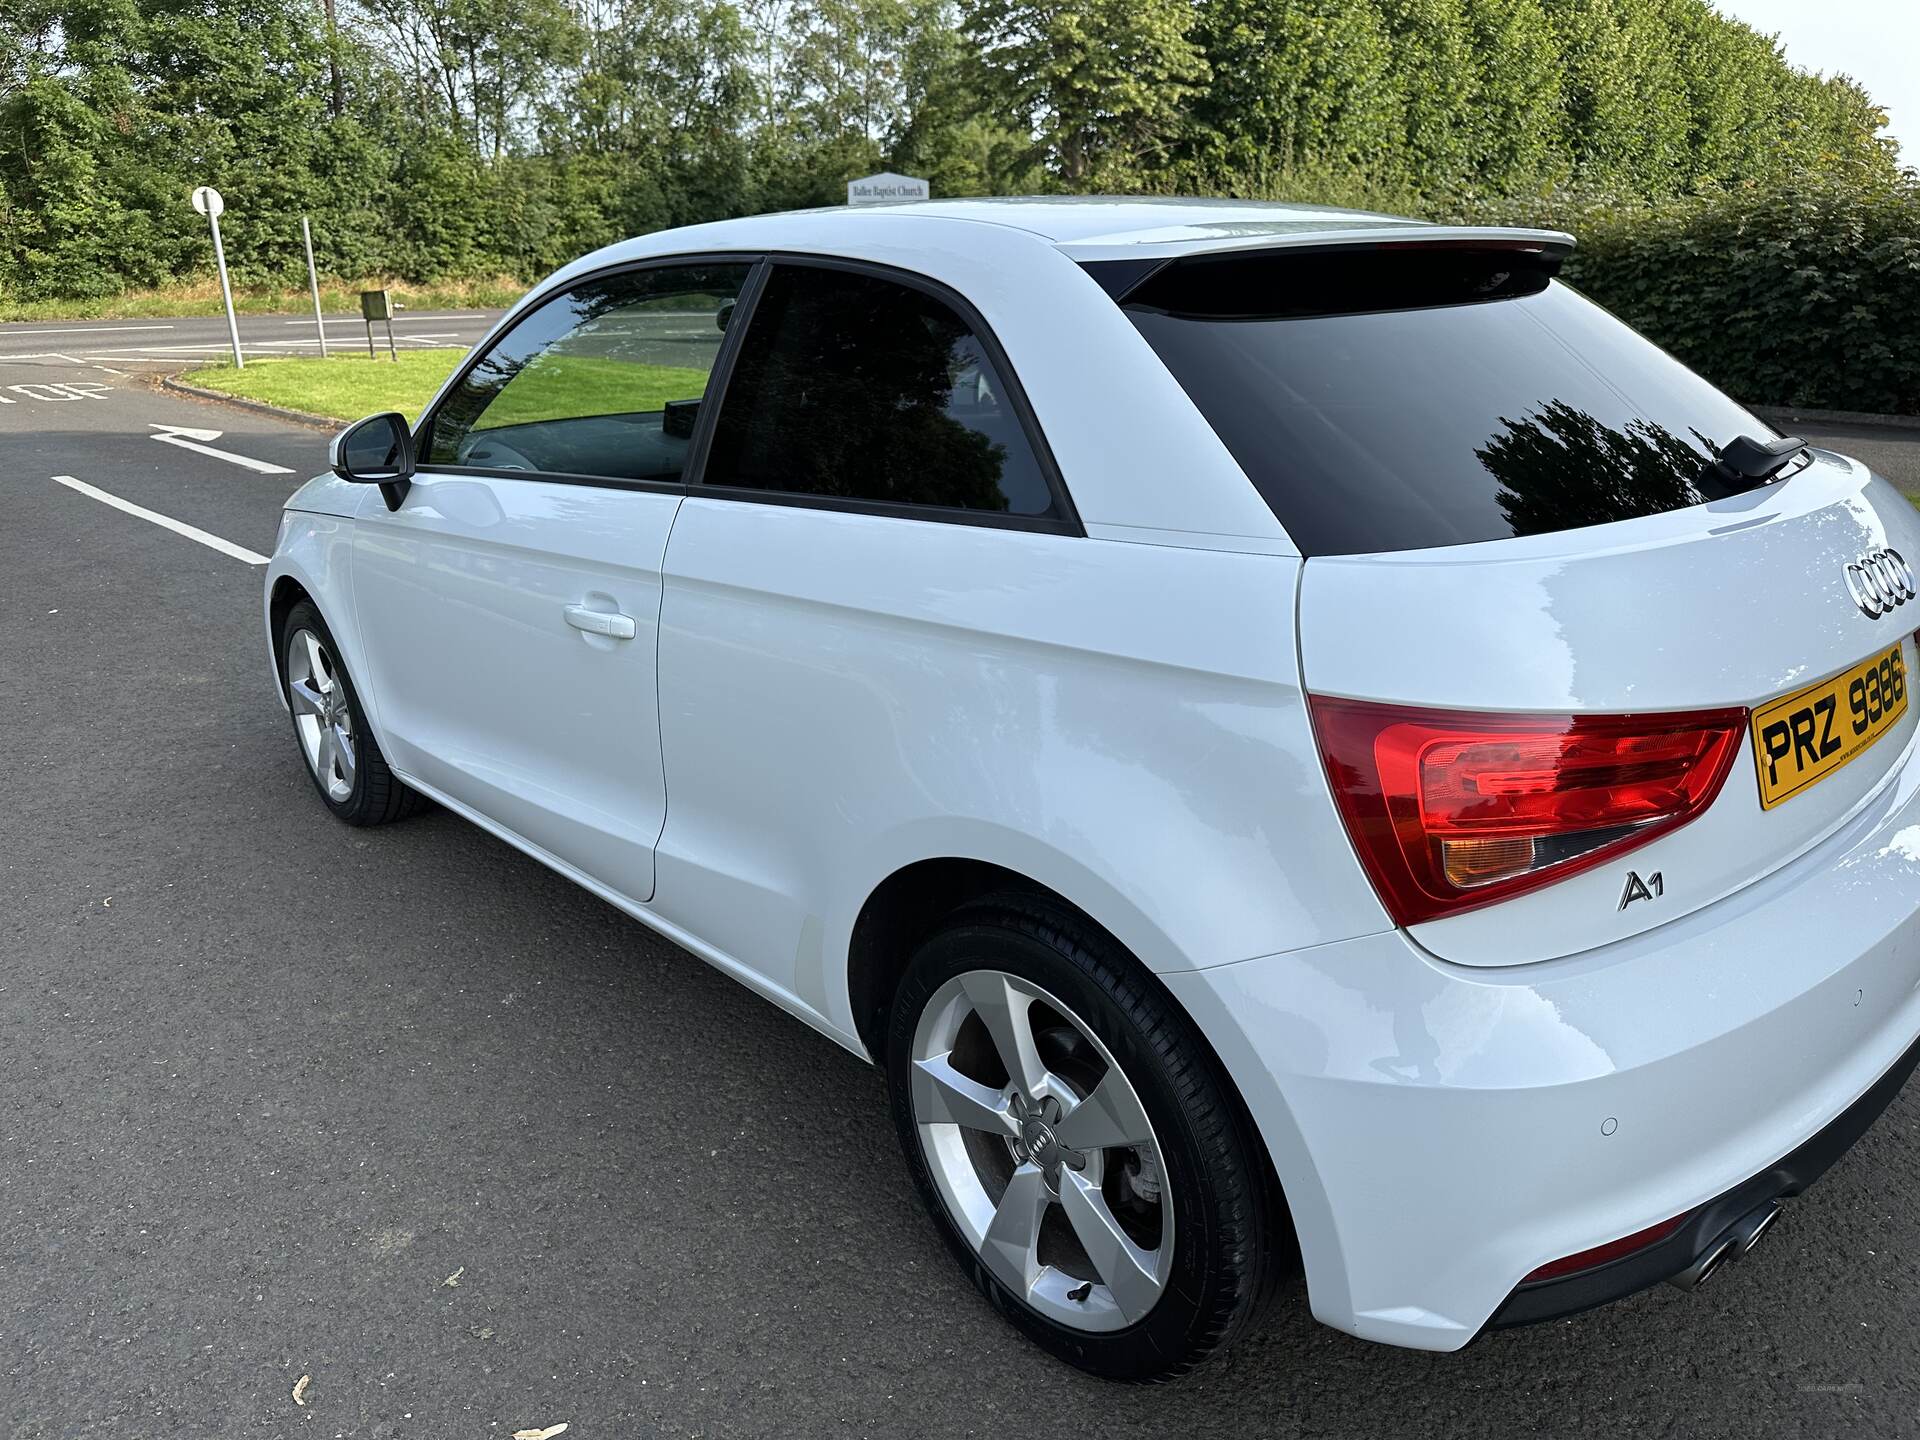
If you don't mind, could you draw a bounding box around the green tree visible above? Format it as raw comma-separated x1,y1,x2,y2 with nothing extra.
0,0,1907,304
1541,0,1688,191
889,0,1038,195
966,0,1207,188
1459,0,1564,191
1377,0,1477,189
1183,0,1399,184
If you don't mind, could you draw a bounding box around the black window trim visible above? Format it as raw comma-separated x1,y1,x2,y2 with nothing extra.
683,251,1084,538
411,250,769,495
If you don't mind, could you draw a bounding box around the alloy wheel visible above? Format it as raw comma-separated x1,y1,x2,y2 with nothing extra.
286,628,356,803
909,969,1174,1332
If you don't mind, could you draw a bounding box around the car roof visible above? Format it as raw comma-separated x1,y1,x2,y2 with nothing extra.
844,196,1418,242
620,196,1570,264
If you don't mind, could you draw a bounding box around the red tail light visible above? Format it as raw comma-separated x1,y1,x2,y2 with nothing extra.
1309,698,1748,925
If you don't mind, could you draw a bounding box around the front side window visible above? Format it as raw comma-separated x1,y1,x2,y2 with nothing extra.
424,262,751,482
700,264,1056,517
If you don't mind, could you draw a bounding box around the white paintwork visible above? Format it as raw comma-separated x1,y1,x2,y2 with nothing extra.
1169,725,1920,1347
264,199,1920,1354
1303,451,1920,965
349,474,680,903
651,498,1380,1035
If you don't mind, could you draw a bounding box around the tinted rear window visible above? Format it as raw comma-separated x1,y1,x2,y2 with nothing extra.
1117,248,1772,556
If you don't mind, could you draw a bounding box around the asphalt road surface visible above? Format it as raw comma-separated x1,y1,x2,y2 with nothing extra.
5,351,1920,1439
1799,422,1920,498
0,310,503,369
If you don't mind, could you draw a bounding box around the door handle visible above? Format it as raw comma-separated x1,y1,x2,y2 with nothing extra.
564,603,637,640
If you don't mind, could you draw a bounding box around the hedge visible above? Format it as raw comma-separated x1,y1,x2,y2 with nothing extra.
1461,170,1920,416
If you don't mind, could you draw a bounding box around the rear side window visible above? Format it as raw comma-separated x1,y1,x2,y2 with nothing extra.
700,263,1057,518
1116,248,1772,556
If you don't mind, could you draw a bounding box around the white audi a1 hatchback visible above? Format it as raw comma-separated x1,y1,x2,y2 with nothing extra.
264,197,1920,1380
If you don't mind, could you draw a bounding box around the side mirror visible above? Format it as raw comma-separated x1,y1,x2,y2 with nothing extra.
331,412,415,510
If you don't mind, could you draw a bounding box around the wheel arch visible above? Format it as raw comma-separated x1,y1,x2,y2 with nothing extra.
842,852,1302,1273
267,573,312,697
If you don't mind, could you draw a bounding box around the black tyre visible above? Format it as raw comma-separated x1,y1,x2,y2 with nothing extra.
885,893,1283,1381
279,599,423,826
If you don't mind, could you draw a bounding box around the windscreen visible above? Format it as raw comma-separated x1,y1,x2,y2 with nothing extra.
1115,247,1774,556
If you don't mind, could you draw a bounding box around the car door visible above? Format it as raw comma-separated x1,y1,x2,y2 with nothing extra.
351,258,756,904
651,258,1078,997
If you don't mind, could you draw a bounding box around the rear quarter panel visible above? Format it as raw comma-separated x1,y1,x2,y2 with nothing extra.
651,499,1386,1044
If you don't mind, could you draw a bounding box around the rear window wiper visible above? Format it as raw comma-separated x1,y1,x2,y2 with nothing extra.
1713,433,1808,485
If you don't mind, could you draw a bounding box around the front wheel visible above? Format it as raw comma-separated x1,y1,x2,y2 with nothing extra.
885,895,1283,1381
280,599,422,826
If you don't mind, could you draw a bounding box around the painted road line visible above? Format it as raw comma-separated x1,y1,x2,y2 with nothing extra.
149,424,295,474
81,343,273,355
0,381,114,403
277,314,484,325
1,351,159,361
51,475,269,566
4,324,176,336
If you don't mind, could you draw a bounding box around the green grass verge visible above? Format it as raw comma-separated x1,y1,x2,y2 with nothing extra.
0,276,527,323
179,350,466,422
474,354,710,429
179,349,712,427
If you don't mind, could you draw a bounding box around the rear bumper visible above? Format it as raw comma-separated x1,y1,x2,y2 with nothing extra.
1165,731,1920,1351
1489,1026,1920,1329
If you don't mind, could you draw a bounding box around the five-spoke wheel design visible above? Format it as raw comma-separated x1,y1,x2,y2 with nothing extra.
286,627,356,803
909,969,1173,1332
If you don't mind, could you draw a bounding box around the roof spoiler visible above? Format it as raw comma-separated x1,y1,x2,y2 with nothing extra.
1082,228,1577,305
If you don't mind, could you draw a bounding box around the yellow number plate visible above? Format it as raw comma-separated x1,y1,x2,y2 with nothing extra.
1751,643,1908,810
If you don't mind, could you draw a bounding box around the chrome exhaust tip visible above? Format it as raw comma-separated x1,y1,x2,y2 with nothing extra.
1729,1200,1782,1256
1668,1234,1738,1292
1667,1201,1782,1292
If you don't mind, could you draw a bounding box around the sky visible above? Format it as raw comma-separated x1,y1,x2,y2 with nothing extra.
1714,0,1915,165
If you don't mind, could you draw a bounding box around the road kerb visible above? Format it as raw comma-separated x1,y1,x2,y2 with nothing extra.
158,372,340,432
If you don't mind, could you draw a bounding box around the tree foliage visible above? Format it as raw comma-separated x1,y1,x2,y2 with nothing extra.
0,0,1903,300
1485,171,1920,415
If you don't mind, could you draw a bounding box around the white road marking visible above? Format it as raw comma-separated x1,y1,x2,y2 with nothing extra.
279,313,482,325
76,339,467,358
4,350,159,361
4,323,175,336
252,333,458,349
149,424,294,474
7,381,112,401
52,475,269,565
90,343,271,355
